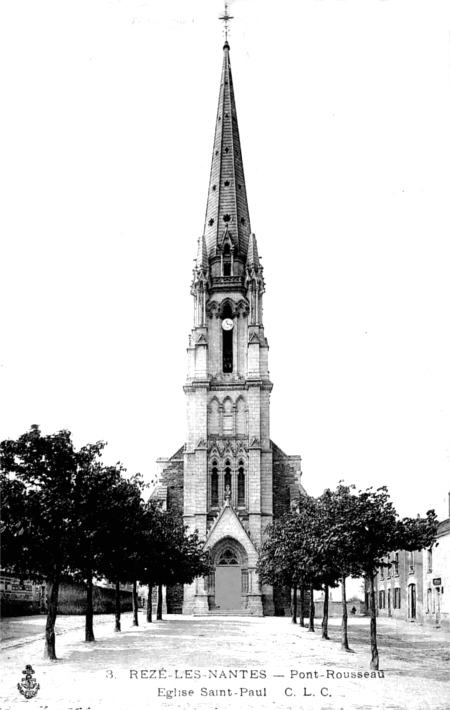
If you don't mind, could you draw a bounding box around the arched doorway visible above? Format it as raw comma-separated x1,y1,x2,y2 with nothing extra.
209,538,248,611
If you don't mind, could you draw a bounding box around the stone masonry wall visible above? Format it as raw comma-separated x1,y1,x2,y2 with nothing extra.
160,446,184,518
272,443,303,520
158,447,185,614
0,578,133,617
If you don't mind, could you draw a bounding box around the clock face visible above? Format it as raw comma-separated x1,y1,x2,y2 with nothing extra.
222,318,234,331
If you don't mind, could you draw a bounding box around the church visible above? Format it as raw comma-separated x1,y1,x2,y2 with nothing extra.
154,30,306,616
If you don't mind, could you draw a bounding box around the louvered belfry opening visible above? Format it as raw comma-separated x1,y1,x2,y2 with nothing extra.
222,303,233,373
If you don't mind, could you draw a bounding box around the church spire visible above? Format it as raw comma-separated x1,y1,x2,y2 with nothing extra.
203,34,251,262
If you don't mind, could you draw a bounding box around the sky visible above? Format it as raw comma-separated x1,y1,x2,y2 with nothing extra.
1,0,449,521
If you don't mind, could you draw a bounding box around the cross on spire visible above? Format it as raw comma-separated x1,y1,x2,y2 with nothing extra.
219,4,234,44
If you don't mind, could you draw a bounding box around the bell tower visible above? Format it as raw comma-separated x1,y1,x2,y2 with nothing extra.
154,13,306,617
183,34,273,615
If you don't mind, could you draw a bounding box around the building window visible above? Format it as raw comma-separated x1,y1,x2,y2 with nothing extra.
394,587,401,609
222,305,233,373
380,567,384,581
408,583,417,619
394,552,399,576
218,549,239,565
427,549,432,573
378,591,385,609
223,261,231,276
408,551,415,574
238,461,245,507
224,461,232,495
211,462,219,507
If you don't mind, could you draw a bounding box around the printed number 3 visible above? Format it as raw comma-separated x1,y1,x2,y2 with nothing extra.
106,670,114,679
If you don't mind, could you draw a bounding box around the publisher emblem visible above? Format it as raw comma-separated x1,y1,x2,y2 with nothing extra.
17,664,40,699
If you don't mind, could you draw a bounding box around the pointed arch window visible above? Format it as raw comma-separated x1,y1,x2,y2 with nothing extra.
224,460,232,495
211,460,219,507
218,549,239,566
222,304,233,373
238,459,245,507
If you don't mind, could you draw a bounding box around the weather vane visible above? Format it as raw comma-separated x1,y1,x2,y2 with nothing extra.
219,4,234,44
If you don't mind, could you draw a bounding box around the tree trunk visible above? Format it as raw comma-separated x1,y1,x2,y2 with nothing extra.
114,579,121,632
341,576,349,650
85,573,95,642
322,584,329,640
43,571,60,660
299,585,305,627
308,583,315,632
157,583,163,620
156,584,162,621
146,583,153,623
369,574,379,670
291,584,297,624
132,580,139,626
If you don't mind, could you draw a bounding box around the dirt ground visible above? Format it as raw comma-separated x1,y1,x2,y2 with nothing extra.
1,612,449,710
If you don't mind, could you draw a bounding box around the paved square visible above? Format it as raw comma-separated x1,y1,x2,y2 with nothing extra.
1,613,448,709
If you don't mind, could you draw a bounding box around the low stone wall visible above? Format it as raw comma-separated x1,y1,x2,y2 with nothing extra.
53,581,132,615
0,597,42,617
0,576,132,617
314,600,365,618
0,576,45,617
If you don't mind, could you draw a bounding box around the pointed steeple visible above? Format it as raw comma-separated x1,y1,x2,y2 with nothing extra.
203,41,251,262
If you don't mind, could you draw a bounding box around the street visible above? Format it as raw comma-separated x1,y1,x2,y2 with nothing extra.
1,612,449,710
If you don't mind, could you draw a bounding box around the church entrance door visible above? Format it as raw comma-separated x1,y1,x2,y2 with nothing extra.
214,547,242,610
215,566,241,610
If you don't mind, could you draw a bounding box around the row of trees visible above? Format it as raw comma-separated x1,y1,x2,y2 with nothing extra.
0,426,210,660
257,484,438,669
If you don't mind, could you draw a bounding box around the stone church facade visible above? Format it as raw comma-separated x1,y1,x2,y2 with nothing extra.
154,39,306,616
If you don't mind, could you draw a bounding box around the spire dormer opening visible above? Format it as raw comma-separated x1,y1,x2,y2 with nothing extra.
223,243,231,276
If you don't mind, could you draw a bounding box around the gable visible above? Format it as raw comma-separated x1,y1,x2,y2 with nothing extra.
205,504,259,567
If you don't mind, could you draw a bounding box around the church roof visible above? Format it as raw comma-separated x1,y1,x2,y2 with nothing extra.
203,41,251,262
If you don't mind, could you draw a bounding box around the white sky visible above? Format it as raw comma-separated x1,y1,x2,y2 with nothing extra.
1,0,449,521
